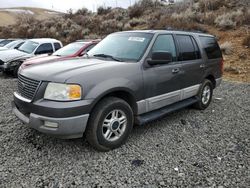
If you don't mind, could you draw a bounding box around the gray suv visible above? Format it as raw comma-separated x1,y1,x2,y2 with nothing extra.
12,30,223,151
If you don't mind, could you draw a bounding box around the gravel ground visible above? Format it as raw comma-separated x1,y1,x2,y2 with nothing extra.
0,73,249,188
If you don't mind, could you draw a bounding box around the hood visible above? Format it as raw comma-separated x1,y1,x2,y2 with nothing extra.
0,47,8,51
25,54,49,62
22,55,60,68
20,58,125,83
0,49,31,63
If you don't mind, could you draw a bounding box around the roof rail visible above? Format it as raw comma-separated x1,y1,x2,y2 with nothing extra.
165,27,206,33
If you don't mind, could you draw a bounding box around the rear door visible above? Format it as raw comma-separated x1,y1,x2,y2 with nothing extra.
175,34,204,99
143,34,182,112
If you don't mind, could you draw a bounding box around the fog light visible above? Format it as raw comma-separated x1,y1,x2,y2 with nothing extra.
44,121,59,128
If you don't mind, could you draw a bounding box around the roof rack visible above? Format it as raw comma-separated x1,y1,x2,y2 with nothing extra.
165,27,206,34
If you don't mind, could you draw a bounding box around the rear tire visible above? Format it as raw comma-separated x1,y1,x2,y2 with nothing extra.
86,97,134,151
193,79,213,110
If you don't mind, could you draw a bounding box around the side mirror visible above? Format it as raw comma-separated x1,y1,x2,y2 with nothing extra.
147,51,173,65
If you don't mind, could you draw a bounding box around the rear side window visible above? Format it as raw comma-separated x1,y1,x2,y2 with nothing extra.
199,36,222,59
152,35,177,61
54,42,61,51
176,35,200,61
35,43,53,54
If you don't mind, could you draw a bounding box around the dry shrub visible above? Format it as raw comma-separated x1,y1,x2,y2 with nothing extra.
97,6,112,15
220,41,233,55
99,19,123,35
171,8,196,22
198,0,226,11
242,35,250,48
155,16,206,32
128,0,162,18
75,8,90,16
215,10,243,29
129,18,147,28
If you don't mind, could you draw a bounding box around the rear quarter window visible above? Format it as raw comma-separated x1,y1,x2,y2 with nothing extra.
199,36,222,59
54,42,62,51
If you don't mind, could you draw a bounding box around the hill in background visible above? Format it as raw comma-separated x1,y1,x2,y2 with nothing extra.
0,7,63,26
0,0,249,82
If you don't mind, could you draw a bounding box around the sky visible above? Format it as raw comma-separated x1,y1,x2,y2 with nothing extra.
0,0,139,12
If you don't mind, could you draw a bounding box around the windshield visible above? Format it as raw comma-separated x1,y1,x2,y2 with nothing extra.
18,41,39,54
88,33,153,62
5,41,20,48
0,40,15,47
53,42,86,56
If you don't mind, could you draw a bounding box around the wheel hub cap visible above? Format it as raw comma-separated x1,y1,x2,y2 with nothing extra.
202,85,211,105
111,120,120,131
102,109,127,142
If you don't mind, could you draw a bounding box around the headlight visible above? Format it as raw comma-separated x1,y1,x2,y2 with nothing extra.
44,83,82,101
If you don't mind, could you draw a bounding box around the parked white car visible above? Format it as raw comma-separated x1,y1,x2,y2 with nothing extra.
0,38,63,76
0,39,26,51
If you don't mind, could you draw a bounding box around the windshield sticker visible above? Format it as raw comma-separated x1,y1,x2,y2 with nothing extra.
128,37,145,42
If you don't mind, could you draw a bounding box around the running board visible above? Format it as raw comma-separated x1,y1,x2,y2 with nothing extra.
135,97,198,125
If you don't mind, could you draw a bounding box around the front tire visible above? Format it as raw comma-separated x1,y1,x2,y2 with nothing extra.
193,79,213,110
86,97,134,151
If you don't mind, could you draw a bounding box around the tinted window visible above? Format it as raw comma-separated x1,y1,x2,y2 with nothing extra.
176,35,198,61
152,35,177,61
88,33,153,62
191,37,201,59
54,42,61,51
35,43,53,54
199,36,222,59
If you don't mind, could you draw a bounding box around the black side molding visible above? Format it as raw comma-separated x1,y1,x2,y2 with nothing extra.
135,97,198,125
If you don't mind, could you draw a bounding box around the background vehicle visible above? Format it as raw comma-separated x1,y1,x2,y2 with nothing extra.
0,39,16,47
0,38,62,76
12,30,223,151
20,39,100,69
0,39,25,51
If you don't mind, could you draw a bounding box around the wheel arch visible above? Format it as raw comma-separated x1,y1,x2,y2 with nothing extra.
205,74,216,89
90,88,138,115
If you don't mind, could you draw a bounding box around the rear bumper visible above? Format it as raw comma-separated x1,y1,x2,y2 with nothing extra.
12,92,91,139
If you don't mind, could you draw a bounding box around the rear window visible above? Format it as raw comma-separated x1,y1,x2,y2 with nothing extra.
199,36,222,59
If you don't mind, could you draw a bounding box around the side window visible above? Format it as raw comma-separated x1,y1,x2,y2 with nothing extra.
176,35,197,61
54,42,61,51
152,35,177,61
199,36,222,59
35,43,53,54
191,37,201,59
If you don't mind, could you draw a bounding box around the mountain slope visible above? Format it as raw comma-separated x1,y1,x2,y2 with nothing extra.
0,7,63,26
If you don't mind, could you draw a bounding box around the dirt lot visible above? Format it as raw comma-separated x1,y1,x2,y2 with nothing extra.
0,74,249,187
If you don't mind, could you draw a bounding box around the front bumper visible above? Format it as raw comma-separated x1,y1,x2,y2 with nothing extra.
12,93,91,139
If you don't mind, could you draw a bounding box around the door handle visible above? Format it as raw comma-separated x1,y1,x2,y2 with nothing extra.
200,64,205,68
172,68,180,74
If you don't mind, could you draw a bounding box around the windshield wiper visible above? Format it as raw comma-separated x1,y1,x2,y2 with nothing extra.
93,54,123,62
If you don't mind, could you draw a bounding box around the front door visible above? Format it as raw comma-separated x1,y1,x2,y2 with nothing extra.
143,34,182,112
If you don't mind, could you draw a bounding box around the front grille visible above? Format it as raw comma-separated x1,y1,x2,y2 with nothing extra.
18,74,40,100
